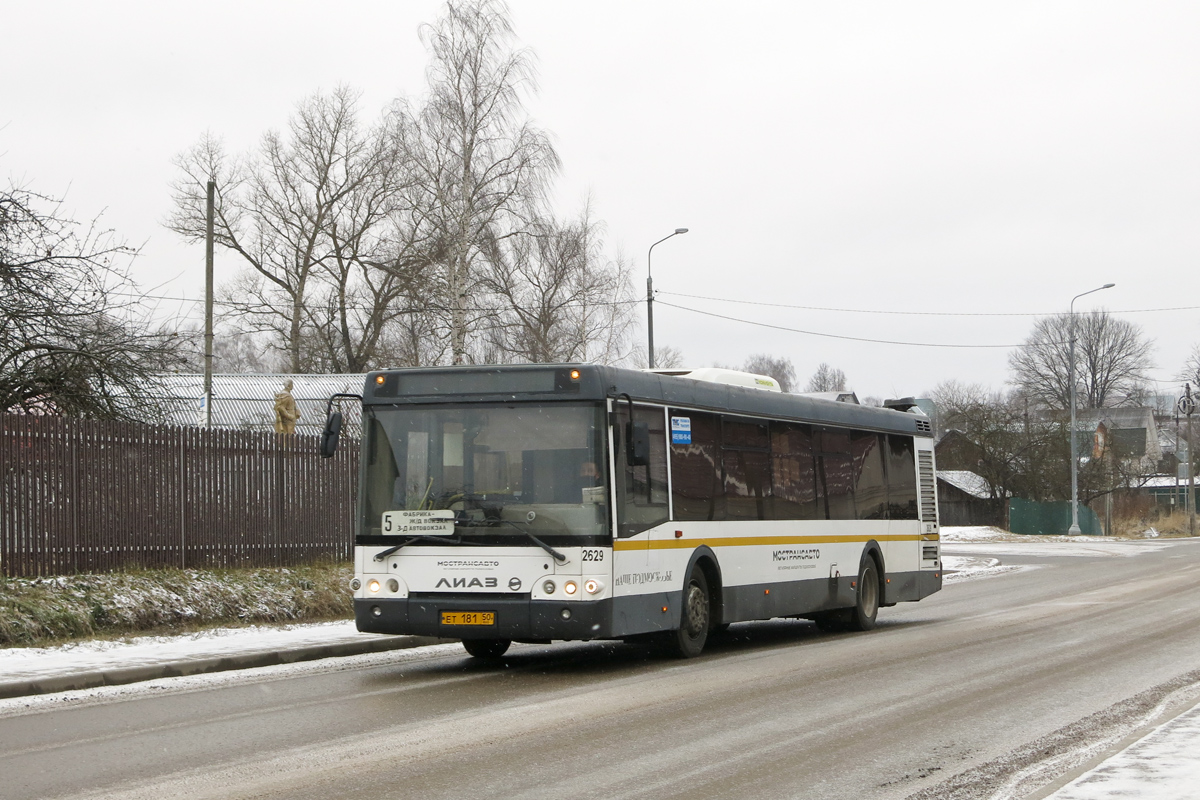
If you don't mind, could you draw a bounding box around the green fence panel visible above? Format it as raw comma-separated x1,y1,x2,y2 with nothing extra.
1007,498,1103,536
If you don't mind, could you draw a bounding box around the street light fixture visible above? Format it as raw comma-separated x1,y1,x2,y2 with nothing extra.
646,228,688,369
1068,282,1115,534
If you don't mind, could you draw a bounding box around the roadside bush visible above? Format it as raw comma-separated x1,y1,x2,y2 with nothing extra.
0,562,353,646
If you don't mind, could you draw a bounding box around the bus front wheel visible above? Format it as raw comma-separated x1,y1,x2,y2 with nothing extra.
668,567,711,658
462,638,511,659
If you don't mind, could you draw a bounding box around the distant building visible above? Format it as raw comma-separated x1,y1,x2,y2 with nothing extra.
937,470,1007,527
1075,407,1163,469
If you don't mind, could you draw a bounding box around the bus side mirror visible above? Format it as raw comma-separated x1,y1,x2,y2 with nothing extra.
320,411,343,459
628,421,650,466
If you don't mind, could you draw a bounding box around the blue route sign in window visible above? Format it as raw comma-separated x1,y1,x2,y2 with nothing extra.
671,416,692,445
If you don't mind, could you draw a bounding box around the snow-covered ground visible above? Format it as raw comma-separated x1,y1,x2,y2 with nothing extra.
0,620,396,691
942,526,1178,560
1045,704,1200,799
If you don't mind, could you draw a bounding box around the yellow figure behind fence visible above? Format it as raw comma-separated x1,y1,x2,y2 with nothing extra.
274,380,301,434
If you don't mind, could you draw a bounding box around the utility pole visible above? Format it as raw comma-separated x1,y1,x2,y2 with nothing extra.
1175,411,1182,514
204,179,215,428
1068,283,1115,534
645,228,688,369
1188,384,1196,536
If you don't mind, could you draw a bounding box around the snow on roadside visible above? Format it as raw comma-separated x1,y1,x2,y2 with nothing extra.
0,620,395,687
942,526,1142,544
0,639,471,719
942,555,1029,584
1046,702,1200,799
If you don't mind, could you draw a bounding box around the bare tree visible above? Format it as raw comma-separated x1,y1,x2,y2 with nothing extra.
653,345,685,369
1009,310,1153,409
402,0,560,364
805,363,848,393
483,205,635,364
168,88,418,373
743,354,796,392
1181,344,1200,388
934,381,1156,508
167,2,635,373
175,324,282,373
1,184,186,418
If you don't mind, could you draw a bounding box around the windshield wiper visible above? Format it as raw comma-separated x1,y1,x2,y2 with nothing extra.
503,520,568,564
456,515,568,564
372,535,481,562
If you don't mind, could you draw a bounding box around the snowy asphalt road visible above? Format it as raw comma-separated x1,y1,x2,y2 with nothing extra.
3,536,1200,800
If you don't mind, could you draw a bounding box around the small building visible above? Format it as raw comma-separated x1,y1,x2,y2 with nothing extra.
1076,407,1163,468
937,469,1007,527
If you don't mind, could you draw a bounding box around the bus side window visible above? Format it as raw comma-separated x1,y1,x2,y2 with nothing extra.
770,422,819,521
670,410,723,521
886,435,919,519
852,431,888,520
818,428,855,520
722,417,770,521
616,406,668,537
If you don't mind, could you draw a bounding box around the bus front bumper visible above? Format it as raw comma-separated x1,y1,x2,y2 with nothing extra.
354,596,612,640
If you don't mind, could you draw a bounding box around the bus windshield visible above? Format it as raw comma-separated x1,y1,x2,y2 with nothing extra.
361,403,608,539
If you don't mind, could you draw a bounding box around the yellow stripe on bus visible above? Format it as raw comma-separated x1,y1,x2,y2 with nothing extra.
613,534,922,551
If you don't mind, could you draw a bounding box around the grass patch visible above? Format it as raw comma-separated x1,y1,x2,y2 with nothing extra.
0,561,353,647
1109,510,1200,538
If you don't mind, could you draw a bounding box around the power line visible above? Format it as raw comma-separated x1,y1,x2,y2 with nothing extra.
655,300,1021,349
658,290,1200,318
117,290,641,313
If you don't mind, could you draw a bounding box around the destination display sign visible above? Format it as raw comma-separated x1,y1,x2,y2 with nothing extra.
382,509,455,536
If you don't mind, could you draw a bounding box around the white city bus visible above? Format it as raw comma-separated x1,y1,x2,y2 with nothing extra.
324,364,941,658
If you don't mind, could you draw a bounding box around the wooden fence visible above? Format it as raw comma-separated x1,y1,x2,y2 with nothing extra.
0,414,360,577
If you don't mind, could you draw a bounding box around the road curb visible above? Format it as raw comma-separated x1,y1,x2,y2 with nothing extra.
0,635,451,700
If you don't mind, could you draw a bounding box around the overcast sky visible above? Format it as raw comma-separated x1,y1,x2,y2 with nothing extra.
4,1,1198,401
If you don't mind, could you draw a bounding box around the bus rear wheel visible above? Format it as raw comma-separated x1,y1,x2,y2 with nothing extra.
847,560,880,632
462,638,511,659
668,567,711,658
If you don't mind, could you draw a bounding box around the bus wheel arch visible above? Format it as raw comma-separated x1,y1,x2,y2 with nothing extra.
686,546,724,630
665,547,722,658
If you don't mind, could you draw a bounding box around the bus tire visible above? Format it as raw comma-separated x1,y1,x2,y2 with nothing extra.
847,559,880,632
462,638,511,659
669,567,711,658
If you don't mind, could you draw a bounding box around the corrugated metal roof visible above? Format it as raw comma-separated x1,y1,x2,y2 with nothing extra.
150,374,367,434
937,470,998,499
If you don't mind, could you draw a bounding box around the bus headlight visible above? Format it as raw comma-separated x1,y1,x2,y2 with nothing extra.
349,578,362,592
585,579,601,595
368,579,381,594
387,579,400,593
564,580,578,596
543,580,556,594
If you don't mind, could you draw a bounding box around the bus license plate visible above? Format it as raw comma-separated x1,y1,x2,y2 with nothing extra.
440,611,495,626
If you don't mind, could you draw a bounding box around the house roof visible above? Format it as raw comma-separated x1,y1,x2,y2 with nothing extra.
1139,475,1194,489
937,470,998,499
1077,407,1156,429
148,374,367,434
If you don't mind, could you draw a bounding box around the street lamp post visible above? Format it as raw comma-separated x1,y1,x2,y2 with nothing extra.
646,228,688,369
1068,282,1115,534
